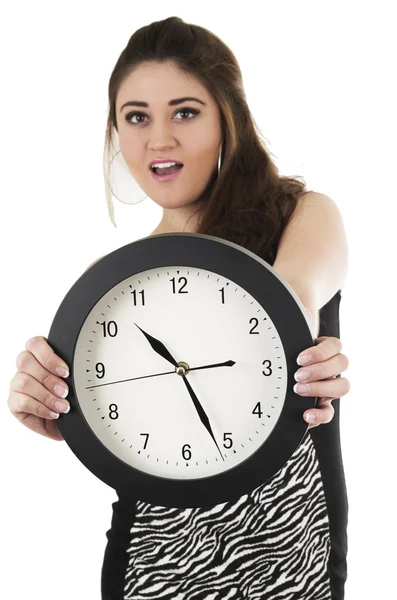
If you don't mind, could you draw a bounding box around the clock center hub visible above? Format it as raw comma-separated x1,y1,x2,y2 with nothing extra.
175,361,190,376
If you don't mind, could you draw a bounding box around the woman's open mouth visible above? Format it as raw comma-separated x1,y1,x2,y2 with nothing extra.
151,163,184,182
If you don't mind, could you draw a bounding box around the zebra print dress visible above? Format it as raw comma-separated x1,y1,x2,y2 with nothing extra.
101,290,348,600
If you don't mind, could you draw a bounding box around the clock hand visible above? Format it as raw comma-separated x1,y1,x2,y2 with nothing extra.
134,322,225,461
189,359,235,372
181,374,225,462
134,323,178,368
134,323,235,374
86,359,236,390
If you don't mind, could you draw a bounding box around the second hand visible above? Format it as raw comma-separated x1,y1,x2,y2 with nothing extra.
85,359,236,390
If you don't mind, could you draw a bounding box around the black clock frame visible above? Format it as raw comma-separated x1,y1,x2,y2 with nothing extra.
48,232,316,508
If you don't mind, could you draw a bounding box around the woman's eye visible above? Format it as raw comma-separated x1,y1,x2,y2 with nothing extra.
126,112,147,125
175,108,199,120
125,108,199,125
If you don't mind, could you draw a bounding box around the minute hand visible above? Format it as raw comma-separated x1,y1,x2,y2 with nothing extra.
134,323,225,461
180,374,225,461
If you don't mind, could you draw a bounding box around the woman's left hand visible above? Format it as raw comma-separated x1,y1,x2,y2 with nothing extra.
293,336,350,429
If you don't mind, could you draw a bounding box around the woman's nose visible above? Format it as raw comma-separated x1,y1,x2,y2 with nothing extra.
147,122,178,149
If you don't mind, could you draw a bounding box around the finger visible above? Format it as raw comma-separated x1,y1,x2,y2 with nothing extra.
295,352,349,384
294,376,351,399
9,394,65,441
24,335,69,378
304,398,335,428
16,346,70,407
9,371,70,417
297,336,342,365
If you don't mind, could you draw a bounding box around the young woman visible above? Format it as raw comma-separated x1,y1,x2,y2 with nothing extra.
8,16,350,600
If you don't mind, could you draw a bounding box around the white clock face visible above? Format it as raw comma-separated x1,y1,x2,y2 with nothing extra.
73,265,288,480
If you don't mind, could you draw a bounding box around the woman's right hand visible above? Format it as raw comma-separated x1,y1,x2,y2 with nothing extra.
8,336,71,441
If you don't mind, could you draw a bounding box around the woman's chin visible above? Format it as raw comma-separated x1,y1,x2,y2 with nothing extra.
150,190,204,209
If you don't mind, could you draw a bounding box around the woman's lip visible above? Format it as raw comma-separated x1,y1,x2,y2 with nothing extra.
149,161,184,169
151,165,184,182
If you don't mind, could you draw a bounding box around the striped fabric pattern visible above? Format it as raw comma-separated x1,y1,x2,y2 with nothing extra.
123,431,332,599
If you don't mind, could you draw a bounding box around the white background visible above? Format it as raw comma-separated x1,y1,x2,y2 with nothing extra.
1,1,396,598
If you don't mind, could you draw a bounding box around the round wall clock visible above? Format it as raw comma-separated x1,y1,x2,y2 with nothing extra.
47,232,317,508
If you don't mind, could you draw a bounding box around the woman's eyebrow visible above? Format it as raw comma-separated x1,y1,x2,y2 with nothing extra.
120,97,206,112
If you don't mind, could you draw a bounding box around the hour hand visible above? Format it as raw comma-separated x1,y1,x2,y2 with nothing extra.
134,323,179,368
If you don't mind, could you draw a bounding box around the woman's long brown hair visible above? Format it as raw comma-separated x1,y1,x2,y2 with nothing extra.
103,16,313,266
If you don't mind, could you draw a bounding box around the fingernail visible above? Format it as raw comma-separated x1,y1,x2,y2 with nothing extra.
56,366,69,378
55,400,70,413
305,412,316,421
54,384,68,398
295,369,309,382
297,353,312,366
294,383,310,394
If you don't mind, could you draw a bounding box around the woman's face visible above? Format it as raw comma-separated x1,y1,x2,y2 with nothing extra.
115,61,222,210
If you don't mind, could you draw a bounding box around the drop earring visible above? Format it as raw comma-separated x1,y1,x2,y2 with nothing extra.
108,150,148,205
